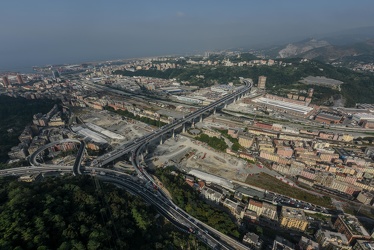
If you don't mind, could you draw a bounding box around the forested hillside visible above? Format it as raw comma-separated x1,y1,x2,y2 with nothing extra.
114,59,374,107
0,176,204,250
0,96,57,163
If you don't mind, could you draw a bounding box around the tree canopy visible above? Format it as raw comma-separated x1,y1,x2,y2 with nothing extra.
0,176,205,249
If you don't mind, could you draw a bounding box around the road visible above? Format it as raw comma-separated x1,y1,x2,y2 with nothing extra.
0,166,73,177
3,80,254,249
29,138,81,166
92,79,253,167
73,141,86,176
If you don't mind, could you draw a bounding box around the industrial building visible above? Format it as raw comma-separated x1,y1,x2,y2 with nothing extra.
189,169,234,190
174,95,203,104
252,96,314,117
315,111,343,124
352,113,374,123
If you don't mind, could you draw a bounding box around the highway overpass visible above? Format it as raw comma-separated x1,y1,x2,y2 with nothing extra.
14,79,254,249
92,79,253,167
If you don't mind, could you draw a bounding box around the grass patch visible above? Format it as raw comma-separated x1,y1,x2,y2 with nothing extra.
245,173,332,208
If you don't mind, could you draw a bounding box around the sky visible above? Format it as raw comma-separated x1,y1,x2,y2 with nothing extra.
1,0,374,72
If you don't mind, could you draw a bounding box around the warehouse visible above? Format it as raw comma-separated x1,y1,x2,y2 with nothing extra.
252,97,314,117
352,113,374,123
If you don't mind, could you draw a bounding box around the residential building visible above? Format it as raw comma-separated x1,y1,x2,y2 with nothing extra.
243,209,258,222
228,128,239,138
353,240,374,250
248,199,263,215
356,191,374,205
200,186,223,204
261,202,278,221
243,232,262,250
2,76,9,87
280,207,308,231
298,176,315,187
272,236,295,250
315,229,351,250
17,74,24,84
260,151,279,163
259,202,279,227
330,179,361,196
238,134,254,148
277,147,294,158
258,75,267,89
18,173,42,182
223,198,240,215
238,152,256,162
298,236,319,250
334,214,371,244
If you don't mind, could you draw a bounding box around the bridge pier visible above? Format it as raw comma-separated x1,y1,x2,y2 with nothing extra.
172,129,175,138
140,153,145,162
192,121,195,128
160,137,163,145
224,103,227,109
213,108,216,115
182,123,186,133
199,114,203,123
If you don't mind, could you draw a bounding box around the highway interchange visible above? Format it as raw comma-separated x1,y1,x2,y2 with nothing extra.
1,80,253,250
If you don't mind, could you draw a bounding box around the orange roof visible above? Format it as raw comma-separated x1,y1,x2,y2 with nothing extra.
249,199,263,208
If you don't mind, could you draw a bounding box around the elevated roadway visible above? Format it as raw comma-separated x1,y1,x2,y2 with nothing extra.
73,141,86,175
29,139,81,166
0,166,73,177
93,79,253,167
12,80,253,249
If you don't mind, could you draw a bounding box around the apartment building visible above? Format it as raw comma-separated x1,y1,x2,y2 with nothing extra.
280,207,308,231
334,214,371,244
315,229,351,250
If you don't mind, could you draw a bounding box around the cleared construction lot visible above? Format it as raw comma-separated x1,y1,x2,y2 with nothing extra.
149,135,253,182
80,110,153,145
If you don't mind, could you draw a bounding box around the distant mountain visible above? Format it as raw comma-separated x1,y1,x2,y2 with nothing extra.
278,38,330,58
299,39,374,63
318,26,374,45
265,37,374,64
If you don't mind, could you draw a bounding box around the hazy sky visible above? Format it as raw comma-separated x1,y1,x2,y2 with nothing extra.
1,0,374,72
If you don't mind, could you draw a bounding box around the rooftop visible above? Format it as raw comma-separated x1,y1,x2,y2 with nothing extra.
355,240,374,250
338,214,370,236
316,111,342,121
249,199,263,208
300,76,343,86
253,97,313,114
317,229,349,246
281,206,307,221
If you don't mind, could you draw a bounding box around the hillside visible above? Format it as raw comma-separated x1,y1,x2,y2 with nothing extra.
299,39,374,63
269,38,374,64
0,176,203,249
278,39,330,58
115,59,374,107
0,96,58,163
